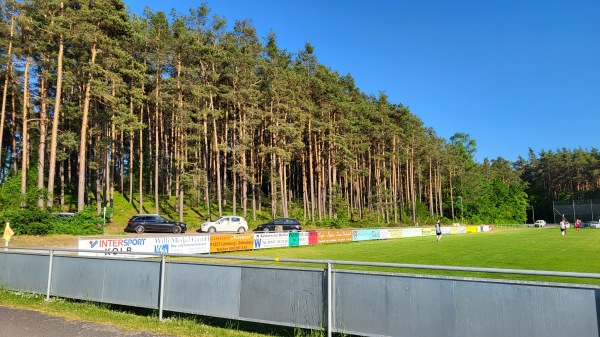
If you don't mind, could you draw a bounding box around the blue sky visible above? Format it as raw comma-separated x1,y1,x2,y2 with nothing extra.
125,0,600,162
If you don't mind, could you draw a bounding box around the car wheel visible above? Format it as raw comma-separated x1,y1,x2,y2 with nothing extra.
208,227,216,233
135,225,145,234
262,227,270,232
237,227,246,234
172,226,182,234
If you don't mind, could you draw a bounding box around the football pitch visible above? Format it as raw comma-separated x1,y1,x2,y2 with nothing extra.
224,227,600,285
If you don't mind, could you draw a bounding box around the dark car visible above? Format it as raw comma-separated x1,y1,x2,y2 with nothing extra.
582,220,599,228
124,214,187,234
254,218,302,232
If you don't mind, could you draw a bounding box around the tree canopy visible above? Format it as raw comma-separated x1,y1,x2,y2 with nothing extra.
1,0,596,229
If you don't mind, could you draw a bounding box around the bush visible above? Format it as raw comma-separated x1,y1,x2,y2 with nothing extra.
49,207,107,235
0,208,52,235
27,222,51,235
0,206,108,236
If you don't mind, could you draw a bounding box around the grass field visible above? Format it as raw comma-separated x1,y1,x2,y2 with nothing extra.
2,227,599,336
219,227,600,285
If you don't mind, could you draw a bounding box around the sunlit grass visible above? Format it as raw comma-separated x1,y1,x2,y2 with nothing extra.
219,228,600,285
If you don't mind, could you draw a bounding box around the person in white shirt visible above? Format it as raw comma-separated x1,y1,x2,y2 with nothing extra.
560,215,567,236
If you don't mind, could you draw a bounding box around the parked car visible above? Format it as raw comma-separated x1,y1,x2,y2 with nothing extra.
198,216,248,233
124,214,187,234
254,218,302,232
586,220,600,228
533,220,546,227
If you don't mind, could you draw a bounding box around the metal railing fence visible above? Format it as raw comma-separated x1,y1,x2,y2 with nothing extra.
1,246,599,337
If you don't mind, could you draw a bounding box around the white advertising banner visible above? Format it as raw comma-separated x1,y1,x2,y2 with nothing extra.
299,232,309,246
379,229,390,240
78,235,210,258
387,228,403,238
253,232,290,249
401,228,423,238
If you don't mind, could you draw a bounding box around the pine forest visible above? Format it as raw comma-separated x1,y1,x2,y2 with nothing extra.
0,0,599,233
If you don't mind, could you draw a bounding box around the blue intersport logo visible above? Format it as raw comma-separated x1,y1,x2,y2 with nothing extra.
154,244,169,253
90,240,99,248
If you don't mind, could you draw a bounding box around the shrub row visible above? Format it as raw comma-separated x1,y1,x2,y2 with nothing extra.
0,207,110,235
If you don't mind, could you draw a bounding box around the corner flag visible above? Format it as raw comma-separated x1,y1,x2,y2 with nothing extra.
3,222,14,243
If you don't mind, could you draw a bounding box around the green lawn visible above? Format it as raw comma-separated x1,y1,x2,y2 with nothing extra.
221,227,600,285
2,227,599,337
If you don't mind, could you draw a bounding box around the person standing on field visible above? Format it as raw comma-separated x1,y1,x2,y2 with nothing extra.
560,215,567,236
435,219,442,242
575,219,581,232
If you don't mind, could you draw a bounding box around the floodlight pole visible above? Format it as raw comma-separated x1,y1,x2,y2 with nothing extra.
531,206,535,223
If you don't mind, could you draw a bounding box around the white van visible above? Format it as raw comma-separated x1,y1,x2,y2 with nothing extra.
534,220,546,227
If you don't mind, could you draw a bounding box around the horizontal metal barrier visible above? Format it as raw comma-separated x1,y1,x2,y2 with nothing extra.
1,246,599,337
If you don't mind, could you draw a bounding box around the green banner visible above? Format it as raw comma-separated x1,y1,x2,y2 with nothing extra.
289,232,300,246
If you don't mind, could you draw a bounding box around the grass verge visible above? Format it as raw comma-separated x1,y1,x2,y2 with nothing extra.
0,289,331,337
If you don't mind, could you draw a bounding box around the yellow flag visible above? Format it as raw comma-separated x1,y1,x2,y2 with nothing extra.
2,223,14,242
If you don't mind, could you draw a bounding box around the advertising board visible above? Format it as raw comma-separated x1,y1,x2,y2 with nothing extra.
401,228,423,238
317,230,353,244
210,233,254,253
253,232,290,249
78,235,210,257
352,229,380,241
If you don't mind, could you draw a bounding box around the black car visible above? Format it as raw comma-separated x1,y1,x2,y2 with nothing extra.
124,214,187,234
254,218,302,232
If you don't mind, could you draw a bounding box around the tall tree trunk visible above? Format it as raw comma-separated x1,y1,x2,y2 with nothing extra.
119,129,124,194
437,160,443,217
176,57,183,221
47,2,64,209
327,134,333,219
270,151,277,219
107,82,116,208
128,96,133,203
0,9,15,179
77,34,98,212
392,137,398,223
154,68,160,214
203,106,210,218
410,142,416,224
20,54,32,208
250,146,256,221
138,103,144,213
59,159,65,207
239,102,248,219
96,150,102,215
450,166,455,221
11,89,17,175
37,64,48,209
302,152,308,219
279,156,288,217
210,94,222,216
308,119,315,221
429,157,434,216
